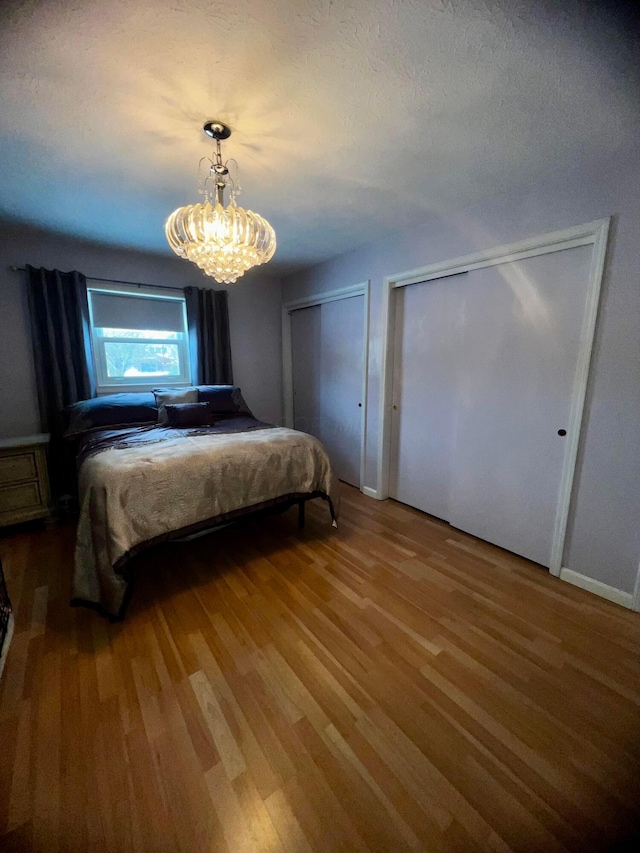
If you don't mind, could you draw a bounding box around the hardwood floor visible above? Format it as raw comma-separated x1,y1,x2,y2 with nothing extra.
1,485,639,852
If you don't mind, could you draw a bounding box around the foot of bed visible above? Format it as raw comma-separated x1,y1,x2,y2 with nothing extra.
298,500,305,529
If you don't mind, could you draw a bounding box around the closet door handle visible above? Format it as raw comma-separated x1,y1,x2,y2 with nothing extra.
557,429,567,436
392,405,398,411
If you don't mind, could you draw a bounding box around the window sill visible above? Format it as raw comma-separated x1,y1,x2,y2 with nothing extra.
96,382,192,396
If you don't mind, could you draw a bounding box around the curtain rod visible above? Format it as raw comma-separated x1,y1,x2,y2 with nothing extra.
8,266,182,293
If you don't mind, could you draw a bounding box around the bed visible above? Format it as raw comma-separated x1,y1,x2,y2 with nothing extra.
67,387,339,620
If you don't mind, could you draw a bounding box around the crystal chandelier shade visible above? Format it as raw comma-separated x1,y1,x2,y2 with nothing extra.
165,201,276,285
165,122,276,285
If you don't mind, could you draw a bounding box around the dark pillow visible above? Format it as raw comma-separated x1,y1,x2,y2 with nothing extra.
64,393,158,437
164,402,211,428
153,387,198,424
197,385,252,415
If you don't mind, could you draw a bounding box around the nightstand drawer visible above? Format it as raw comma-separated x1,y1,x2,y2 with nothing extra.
0,482,42,513
0,452,37,485
0,435,51,527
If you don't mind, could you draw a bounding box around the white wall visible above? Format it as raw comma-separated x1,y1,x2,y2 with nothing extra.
0,221,283,435
282,142,640,597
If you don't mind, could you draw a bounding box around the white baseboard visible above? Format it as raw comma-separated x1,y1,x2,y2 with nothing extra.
559,567,635,610
361,486,383,500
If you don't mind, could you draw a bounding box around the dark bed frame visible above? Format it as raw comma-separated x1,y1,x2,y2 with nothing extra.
65,389,338,621
70,490,335,621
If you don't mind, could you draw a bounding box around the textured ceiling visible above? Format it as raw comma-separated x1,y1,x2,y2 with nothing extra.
1,0,638,273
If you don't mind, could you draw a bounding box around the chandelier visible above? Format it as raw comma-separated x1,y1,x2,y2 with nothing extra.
165,121,276,285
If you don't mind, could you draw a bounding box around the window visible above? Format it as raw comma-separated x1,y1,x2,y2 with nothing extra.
88,285,191,393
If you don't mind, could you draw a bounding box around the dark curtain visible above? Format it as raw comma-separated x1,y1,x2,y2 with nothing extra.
184,286,233,385
26,265,95,497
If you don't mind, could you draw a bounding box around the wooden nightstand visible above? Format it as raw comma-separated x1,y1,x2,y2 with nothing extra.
0,435,52,527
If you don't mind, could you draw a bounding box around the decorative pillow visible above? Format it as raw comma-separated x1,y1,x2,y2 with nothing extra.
164,402,211,428
153,388,198,424
197,385,252,415
64,393,158,437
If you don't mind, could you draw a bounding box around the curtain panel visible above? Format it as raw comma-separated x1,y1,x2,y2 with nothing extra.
183,286,233,385
26,265,95,496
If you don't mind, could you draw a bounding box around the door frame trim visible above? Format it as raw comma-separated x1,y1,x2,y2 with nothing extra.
377,218,610,576
283,281,370,492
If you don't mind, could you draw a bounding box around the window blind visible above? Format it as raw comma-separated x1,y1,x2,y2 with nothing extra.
89,291,185,332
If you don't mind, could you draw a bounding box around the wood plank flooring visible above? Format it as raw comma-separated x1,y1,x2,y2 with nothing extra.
1,485,639,852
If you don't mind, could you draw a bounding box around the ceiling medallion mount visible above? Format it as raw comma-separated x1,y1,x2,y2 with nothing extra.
165,121,276,285
203,120,231,141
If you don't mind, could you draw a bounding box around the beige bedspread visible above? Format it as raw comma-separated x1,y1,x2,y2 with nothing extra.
72,427,339,618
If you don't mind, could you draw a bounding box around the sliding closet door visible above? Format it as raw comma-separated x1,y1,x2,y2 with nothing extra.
291,305,321,435
291,295,365,487
388,276,464,520
448,246,593,567
318,296,364,486
390,244,593,568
